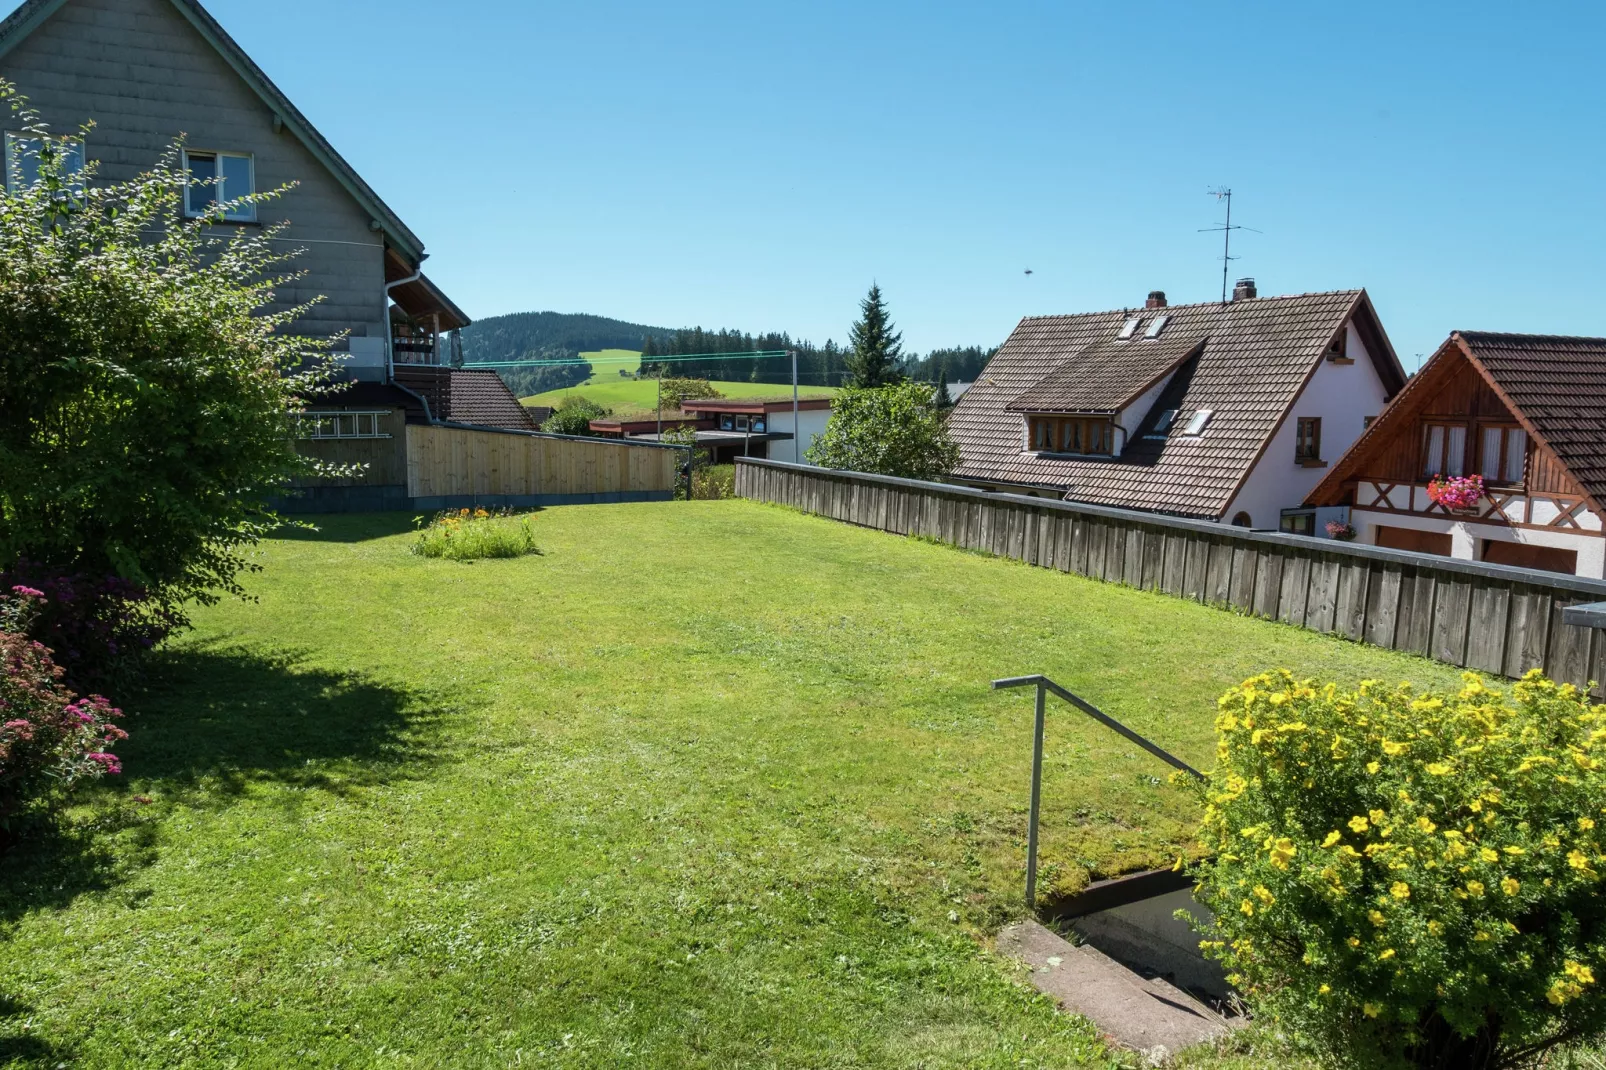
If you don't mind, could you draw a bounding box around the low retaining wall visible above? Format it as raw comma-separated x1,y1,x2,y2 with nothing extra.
735,458,1606,693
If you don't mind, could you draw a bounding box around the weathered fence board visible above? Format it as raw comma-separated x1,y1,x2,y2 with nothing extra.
735,459,1606,691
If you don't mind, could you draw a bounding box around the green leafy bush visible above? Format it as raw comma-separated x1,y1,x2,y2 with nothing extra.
806,381,959,481
0,85,335,619
540,395,610,436
690,464,736,500
412,509,539,562
1191,669,1606,1069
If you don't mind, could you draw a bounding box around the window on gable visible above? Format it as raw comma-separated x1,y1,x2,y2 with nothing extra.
1421,422,1467,479
1478,425,1527,485
5,132,85,194
182,149,255,221
1295,417,1322,463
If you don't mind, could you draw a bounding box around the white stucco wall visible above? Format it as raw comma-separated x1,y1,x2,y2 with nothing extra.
1223,337,1391,528
1114,373,1176,455
765,407,831,464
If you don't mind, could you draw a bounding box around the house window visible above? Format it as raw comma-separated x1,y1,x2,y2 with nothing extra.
183,150,255,221
752,417,766,433
719,415,734,431
1027,416,1113,456
1280,511,1315,535
5,132,85,194
1231,511,1252,528
1325,334,1347,361
735,415,750,431
1295,417,1322,464
1183,409,1213,436
1421,422,1467,479
293,410,391,439
1478,425,1528,485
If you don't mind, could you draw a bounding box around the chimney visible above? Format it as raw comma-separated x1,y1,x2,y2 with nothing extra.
1232,277,1257,301
1145,290,1167,309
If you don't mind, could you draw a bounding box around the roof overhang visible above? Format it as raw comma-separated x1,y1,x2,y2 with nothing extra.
0,0,428,265
388,272,471,331
681,398,834,415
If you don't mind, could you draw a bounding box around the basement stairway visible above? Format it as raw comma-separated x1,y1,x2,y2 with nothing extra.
999,918,1237,1060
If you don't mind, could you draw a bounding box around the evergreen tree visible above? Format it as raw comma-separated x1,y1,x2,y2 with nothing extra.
846,283,904,388
934,365,953,409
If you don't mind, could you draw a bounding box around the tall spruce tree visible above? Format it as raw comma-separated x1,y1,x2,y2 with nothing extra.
846,283,904,387
934,365,953,409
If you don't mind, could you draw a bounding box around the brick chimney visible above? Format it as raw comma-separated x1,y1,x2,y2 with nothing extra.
1232,277,1257,301
1145,290,1167,309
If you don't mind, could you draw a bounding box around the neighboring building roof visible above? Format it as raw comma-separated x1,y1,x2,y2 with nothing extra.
680,397,834,415
1005,332,1207,414
392,367,535,432
0,0,427,264
1308,331,1606,514
524,405,555,428
949,289,1404,519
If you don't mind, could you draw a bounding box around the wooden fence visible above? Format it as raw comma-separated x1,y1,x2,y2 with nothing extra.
736,458,1606,693
407,423,680,500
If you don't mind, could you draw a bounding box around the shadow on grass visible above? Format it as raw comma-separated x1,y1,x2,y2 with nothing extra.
271,512,419,543
0,992,74,1067
0,643,448,931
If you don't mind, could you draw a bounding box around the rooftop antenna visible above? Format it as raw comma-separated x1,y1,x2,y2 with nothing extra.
1199,188,1261,304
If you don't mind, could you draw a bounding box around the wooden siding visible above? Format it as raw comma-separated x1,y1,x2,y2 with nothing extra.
289,409,407,487
737,459,1606,695
0,0,388,343
406,424,677,499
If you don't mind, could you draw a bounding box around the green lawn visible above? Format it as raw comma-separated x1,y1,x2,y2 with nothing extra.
522,350,837,414
0,501,1472,1068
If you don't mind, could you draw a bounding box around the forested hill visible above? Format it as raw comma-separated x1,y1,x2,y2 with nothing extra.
459,311,675,396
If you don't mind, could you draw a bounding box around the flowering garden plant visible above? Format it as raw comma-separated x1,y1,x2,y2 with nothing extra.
0,586,126,838
1426,473,1485,511
1325,520,1358,542
1190,670,1606,1069
412,508,539,562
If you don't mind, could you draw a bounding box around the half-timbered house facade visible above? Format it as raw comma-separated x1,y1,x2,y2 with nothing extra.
1306,332,1606,577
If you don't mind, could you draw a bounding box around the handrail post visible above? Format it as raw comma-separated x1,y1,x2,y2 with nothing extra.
1026,678,1046,911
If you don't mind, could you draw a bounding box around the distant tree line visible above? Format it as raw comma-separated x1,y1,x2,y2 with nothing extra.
902,345,997,386
459,311,675,397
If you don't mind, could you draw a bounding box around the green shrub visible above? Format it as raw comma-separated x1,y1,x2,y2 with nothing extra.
541,395,609,436
806,381,959,481
691,464,736,500
1190,669,1606,1069
411,509,539,562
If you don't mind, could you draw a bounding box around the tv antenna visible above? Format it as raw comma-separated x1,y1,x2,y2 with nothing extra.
1199,188,1261,303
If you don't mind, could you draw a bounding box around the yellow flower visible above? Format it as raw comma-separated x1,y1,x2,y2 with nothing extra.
1252,885,1275,906
1503,846,1525,856
1416,816,1437,834
1466,880,1486,897
1368,910,1387,927
1240,899,1255,917
1347,936,1361,948
1474,930,1493,942
1369,809,1387,826
1480,847,1500,862
1425,762,1452,775
1565,960,1596,985
1363,1002,1382,1018
1349,816,1371,834
1568,849,1596,874
1318,983,1331,995
1390,882,1411,900
1581,817,1596,831
1501,877,1520,896
1381,740,1407,756
1321,830,1343,848
1269,838,1297,870
1366,761,1381,774
1379,948,1396,961
1427,920,1444,936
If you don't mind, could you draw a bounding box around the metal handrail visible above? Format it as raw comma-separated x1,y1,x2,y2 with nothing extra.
991,673,1204,909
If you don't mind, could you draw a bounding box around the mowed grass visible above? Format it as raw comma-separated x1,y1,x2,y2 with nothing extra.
522,350,837,414
0,501,1472,1068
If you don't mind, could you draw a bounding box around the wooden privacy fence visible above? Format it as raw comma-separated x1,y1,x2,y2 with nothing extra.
408,422,680,500
736,458,1606,694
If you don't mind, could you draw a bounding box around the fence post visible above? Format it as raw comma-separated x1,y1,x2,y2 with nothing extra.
1026,678,1046,910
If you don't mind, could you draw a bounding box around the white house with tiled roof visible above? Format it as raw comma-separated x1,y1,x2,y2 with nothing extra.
948,281,1408,531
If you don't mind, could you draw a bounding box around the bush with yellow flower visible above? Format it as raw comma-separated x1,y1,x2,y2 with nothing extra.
1189,669,1606,1069
411,508,539,562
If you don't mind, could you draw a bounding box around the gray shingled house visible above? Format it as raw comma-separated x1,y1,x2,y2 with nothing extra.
947,281,1409,532
0,0,533,440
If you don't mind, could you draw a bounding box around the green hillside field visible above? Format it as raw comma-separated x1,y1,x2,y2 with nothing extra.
522,350,836,415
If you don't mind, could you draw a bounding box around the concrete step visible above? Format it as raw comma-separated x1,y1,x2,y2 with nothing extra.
998,919,1231,1059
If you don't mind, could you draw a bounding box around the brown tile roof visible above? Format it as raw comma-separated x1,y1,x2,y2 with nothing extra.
392,367,536,432
949,289,1403,519
1005,331,1206,413
1460,332,1606,509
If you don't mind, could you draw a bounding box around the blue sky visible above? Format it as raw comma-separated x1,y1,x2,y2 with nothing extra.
208,0,1603,367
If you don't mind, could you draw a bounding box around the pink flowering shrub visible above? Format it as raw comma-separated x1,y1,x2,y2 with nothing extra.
1426,473,1485,511
0,586,127,836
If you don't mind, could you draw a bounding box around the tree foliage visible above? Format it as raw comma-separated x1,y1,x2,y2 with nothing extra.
806,382,959,482
654,377,722,412
0,86,334,612
846,283,904,388
540,395,610,436
1192,670,1606,1069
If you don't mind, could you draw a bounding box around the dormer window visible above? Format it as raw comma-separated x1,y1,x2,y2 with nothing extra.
1325,331,1352,363
1117,316,1141,340
1027,415,1113,456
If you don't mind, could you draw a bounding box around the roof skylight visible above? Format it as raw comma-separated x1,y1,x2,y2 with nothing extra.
1183,409,1213,435
1144,315,1169,339
1117,315,1141,340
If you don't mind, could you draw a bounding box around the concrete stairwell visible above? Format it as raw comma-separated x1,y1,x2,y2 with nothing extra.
998,920,1233,1060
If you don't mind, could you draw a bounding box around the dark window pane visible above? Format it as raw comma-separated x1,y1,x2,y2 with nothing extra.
186,152,216,215
220,154,253,218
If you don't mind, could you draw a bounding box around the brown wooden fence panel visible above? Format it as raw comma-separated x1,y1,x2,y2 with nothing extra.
735,459,1606,688
407,424,677,500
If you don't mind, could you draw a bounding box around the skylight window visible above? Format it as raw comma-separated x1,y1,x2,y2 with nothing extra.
1144,314,1169,339
1145,408,1179,440
1183,409,1213,436
1117,315,1141,340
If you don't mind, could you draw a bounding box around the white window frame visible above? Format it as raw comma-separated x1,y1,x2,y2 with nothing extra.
182,148,256,222
293,410,391,440
5,131,86,194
